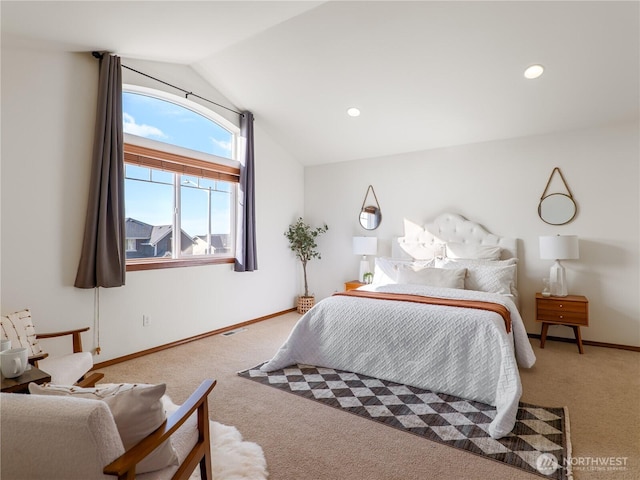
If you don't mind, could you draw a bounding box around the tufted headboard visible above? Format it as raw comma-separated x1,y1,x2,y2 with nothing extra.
395,213,518,261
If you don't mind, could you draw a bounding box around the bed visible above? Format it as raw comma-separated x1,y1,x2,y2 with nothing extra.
261,213,536,439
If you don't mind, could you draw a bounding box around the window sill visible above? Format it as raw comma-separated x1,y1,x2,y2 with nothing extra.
126,257,234,271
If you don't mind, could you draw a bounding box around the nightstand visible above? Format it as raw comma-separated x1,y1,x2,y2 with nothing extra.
535,293,589,354
345,280,366,291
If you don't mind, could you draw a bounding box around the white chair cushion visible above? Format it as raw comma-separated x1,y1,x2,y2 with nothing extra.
38,351,93,385
0,308,44,357
0,393,124,480
29,383,179,474
138,404,198,480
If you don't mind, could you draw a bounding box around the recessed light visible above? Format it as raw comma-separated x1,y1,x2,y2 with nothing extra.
347,107,361,117
524,64,544,79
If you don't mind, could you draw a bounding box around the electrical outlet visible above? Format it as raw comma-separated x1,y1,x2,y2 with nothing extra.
143,315,150,327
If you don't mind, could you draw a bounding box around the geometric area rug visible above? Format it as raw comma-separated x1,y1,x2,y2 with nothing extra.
239,363,572,480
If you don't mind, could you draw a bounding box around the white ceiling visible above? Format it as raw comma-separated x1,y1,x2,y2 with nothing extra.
3,1,638,165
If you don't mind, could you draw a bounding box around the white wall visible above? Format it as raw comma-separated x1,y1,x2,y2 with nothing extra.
304,122,640,347
2,44,637,362
1,46,305,361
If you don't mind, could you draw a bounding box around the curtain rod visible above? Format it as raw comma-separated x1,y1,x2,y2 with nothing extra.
92,51,243,116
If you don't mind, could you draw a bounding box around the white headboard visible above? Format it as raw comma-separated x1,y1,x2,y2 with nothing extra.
395,213,518,260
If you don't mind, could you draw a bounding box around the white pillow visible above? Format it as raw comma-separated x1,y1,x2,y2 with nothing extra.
396,267,466,289
1,309,44,357
397,242,439,261
445,242,502,260
29,382,178,473
438,259,516,295
437,257,517,268
372,257,435,284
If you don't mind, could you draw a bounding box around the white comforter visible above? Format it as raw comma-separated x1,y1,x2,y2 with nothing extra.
261,284,536,439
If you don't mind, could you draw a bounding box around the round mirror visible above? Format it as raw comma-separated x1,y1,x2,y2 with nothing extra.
359,205,381,230
538,193,577,225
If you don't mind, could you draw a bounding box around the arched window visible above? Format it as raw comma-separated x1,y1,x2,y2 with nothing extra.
122,86,240,270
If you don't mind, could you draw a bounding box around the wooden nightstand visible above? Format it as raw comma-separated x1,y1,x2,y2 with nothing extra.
535,293,589,354
345,280,366,291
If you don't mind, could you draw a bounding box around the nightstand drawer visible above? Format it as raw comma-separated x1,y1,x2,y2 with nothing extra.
537,309,587,325
537,299,587,314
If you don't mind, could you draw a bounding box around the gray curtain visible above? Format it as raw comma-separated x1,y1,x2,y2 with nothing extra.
75,54,125,288
234,111,257,272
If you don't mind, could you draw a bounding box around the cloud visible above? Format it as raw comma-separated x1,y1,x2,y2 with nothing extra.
210,137,232,153
123,113,166,139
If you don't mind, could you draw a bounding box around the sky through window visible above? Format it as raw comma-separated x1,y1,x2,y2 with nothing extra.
123,92,233,159
123,91,236,259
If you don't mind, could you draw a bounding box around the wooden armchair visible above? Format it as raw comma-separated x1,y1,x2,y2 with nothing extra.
104,379,216,480
1,308,103,386
34,326,104,387
1,379,216,480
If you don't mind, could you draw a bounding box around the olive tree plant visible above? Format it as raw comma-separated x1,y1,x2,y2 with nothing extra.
284,217,329,298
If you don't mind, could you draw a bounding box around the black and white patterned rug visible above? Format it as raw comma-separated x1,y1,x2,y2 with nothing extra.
239,363,572,480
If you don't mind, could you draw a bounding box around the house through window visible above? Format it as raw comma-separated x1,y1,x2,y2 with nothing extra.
123,86,240,271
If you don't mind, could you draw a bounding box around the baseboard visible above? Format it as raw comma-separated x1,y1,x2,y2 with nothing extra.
93,307,297,370
527,333,640,352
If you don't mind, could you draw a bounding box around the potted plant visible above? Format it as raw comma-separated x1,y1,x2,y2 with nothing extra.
284,217,328,313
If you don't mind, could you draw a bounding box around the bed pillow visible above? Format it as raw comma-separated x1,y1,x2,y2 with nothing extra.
29,382,178,473
445,242,502,260
396,267,466,289
372,257,435,284
438,259,516,295
437,257,518,268
397,241,440,261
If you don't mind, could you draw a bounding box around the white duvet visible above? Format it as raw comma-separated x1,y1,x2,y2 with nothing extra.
261,283,536,439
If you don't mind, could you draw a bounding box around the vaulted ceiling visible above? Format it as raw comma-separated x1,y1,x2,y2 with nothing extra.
3,1,638,165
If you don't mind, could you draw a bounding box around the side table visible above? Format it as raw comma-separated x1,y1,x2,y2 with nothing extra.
345,280,366,291
535,292,589,354
1,366,51,393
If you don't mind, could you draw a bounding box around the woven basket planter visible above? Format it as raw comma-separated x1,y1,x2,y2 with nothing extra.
297,296,315,314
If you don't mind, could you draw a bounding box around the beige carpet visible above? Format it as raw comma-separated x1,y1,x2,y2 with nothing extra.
98,312,639,480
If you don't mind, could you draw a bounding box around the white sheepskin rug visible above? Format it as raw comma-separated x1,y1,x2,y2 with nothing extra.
197,422,268,480
163,397,268,480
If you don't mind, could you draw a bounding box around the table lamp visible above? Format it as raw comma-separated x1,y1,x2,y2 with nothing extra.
353,236,377,282
539,235,579,297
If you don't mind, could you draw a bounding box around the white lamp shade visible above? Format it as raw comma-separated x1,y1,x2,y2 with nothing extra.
353,236,377,256
539,235,579,260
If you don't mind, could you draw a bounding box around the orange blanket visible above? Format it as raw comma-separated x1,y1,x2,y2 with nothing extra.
333,290,511,333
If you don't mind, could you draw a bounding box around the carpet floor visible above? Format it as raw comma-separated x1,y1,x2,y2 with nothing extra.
97,312,639,480
239,363,571,480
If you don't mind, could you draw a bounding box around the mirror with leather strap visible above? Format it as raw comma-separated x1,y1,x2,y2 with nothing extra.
359,185,382,230
538,167,577,226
